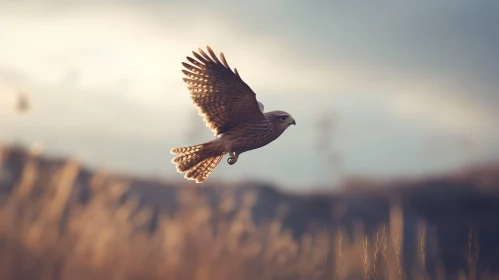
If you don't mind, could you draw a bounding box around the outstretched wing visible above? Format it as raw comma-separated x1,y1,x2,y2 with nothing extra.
182,46,267,135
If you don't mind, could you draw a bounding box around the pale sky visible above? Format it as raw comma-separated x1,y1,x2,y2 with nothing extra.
1,0,498,189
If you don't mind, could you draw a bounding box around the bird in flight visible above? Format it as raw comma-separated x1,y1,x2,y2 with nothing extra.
171,46,296,183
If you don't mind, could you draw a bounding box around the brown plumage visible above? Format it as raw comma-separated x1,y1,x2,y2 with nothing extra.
171,46,296,183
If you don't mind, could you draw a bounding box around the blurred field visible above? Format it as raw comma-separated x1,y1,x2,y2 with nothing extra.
1,144,499,280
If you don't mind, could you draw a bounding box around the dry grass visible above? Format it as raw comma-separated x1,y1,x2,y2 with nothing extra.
467,227,480,280
418,221,428,280
0,146,495,280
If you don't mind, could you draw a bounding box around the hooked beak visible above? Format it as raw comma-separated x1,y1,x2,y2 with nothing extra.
291,119,296,125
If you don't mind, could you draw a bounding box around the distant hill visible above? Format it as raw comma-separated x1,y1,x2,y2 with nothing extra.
1,143,498,280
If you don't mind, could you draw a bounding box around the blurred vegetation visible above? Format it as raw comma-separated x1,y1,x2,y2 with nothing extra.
0,144,498,280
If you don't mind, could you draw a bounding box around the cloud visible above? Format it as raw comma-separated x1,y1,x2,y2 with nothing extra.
0,0,498,186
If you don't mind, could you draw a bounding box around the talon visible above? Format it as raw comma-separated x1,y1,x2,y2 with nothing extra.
227,157,237,165
227,151,238,165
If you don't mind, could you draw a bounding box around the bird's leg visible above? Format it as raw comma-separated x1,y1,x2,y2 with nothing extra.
227,151,238,165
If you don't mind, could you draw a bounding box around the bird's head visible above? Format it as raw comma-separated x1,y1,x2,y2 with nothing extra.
266,110,296,129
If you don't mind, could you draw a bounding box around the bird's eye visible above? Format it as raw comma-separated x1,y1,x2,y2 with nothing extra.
280,116,287,121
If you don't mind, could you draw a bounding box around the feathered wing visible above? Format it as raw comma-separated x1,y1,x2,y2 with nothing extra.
182,46,267,135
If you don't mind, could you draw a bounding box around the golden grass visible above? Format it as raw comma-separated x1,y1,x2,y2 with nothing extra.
0,146,494,280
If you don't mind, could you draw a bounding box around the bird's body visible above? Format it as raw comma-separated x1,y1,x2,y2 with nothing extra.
171,46,295,183
219,111,292,154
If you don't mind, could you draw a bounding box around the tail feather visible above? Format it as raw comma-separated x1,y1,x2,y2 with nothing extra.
170,141,224,183
185,154,224,183
171,145,203,154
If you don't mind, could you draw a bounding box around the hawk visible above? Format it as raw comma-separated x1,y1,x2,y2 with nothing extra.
170,46,296,183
